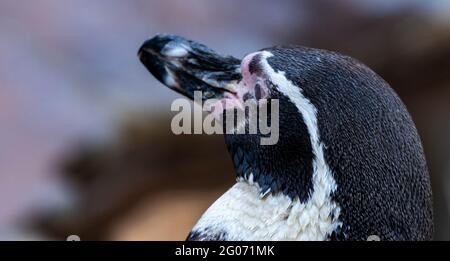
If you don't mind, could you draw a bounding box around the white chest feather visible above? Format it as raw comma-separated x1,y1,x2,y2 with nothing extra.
192,174,341,241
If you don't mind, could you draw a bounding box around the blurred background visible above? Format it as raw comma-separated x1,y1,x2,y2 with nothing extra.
0,0,449,240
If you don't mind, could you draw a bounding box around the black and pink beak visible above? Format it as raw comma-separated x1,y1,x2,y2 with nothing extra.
138,34,242,100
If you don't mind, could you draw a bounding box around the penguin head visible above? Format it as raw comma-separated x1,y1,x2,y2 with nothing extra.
139,34,434,241
139,35,320,200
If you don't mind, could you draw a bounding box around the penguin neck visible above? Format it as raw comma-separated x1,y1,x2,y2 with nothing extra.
232,149,313,201
192,135,343,240
223,89,317,200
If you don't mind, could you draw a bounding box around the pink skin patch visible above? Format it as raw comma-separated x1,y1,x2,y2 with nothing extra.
206,52,270,118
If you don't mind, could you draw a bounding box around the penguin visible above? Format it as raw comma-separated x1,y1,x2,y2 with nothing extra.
138,34,433,241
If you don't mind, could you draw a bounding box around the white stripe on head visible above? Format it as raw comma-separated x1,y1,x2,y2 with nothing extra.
259,50,342,238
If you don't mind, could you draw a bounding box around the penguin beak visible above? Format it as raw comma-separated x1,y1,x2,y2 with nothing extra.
138,34,242,100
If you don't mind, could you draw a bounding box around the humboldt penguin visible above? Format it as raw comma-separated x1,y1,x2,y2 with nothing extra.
138,34,433,241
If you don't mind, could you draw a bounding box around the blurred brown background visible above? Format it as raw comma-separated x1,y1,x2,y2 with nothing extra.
0,0,448,240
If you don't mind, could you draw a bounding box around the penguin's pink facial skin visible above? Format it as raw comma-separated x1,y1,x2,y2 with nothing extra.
206,52,271,118
241,52,270,100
